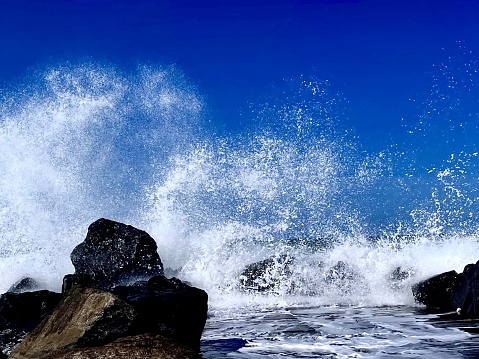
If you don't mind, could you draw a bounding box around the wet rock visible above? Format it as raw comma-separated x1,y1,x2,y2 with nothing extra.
0,290,61,332
412,263,479,317
69,218,164,290
7,278,41,294
389,267,415,282
41,334,199,359
411,262,479,317
324,261,364,294
450,262,479,317
113,275,208,349
0,290,62,356
389,266,416,290
411,270,458,311
239,254,294,292
9,286,136,359
0,329,27,357
3,219,208,356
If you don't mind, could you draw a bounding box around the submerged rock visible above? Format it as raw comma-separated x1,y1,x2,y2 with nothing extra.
389,266,416,290
239,254,294,292
324,261,365,294
69,218,164,291
7,278,41,294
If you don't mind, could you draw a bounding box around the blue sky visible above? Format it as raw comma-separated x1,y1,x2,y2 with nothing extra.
1,0,478,147
0,0,479,232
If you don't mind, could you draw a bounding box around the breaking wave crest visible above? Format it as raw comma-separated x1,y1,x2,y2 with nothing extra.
1,58,479,309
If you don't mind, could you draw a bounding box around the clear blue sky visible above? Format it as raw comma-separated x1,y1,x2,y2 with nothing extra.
1,0,478,149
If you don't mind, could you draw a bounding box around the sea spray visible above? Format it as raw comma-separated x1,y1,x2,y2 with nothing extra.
1,59,479,311
0,63,204,292
138,68,479,309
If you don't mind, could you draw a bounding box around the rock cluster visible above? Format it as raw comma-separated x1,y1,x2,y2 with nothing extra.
412,261,479,317
238,255,378,297
0,218,208,358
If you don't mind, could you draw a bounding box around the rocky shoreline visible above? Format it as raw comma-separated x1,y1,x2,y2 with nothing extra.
1,219,478,357
0,218,207,359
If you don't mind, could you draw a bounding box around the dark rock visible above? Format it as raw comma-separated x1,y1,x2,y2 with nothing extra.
0,329,27,357
324,261,365,294
39,334,200,359
7,278,41,294
239,254,294,292
0,290,61,356
450,261,479,317
0,291,62,332
389,267,416,290
412,262,479,317
325,261,356,283
9,286,136,359
70,218,164,290
113,275,208,349
389,267,415,282
61,273,95,295
411,270,458,311
5,219,208,356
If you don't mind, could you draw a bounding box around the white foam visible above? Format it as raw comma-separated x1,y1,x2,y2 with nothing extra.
1,62,478,313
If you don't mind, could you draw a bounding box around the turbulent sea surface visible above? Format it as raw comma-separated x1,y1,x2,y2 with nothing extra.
1,52,479,357
202,306,479,358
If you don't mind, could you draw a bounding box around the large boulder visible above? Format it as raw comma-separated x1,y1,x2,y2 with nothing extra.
9,286,136,359
450,262,479,316
69,218,164,290
113,275,208,349
65,219,207,350
412,270,458,311
412,263,479,317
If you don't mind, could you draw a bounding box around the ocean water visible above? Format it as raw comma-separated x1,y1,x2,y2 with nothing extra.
1,55,479,358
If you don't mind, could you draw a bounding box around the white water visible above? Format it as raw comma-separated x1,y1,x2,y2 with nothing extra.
0,62,478,316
